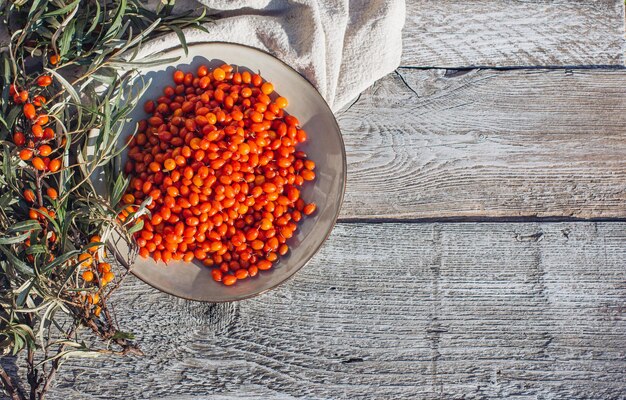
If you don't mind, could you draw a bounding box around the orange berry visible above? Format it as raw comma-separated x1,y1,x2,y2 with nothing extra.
99,262,111,273
31,123,43,138
32,157,45,170
122,193,135,204
48,158,61,172
257,260,272,270
212,67,226,81
23,189,36,203
13,132,25,146
19,148,33,161
222,274,237,286
49,54,59,65
275,97,288,109
82,270,94,282
78,253,93,268
38,144,52,157
37,76,52,87
164,158,176,171
303,203,317,215
46,187,58,200
103,271,115,284
23,103,36,119
36,114,49,125
173,70,185,84
197,65,209,77
261,82,274,95
88,293,99,304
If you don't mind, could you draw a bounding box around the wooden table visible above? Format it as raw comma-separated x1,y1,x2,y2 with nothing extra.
49,1,626,399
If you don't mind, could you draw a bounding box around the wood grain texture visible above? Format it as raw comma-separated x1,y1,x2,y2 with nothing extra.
37,222,626,400
338,68,626,220
402,0,626,67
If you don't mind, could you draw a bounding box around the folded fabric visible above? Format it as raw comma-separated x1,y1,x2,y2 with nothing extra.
136,0,406,112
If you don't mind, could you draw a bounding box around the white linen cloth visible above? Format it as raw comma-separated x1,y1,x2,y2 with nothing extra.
138,0,406,111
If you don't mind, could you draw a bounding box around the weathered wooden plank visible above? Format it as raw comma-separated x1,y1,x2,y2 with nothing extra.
338,68,626,220
402,0,625,67
43,222,626,400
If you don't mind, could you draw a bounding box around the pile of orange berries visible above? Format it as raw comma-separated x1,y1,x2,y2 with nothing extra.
11,71,65,222
122,64,317,286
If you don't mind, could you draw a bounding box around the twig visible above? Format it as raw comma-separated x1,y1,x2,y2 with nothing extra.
0,364,25,400
26,347,37,400
37,324,77,400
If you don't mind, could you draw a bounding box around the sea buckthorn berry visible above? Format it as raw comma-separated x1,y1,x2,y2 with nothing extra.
33,95,46,107
37,76,53,87
24,189,36,203
99,263,112,273
173,70,185,84
46,187,58,200
13,132,26,146
261,82,274,95
213,67,226,81
50,54,59,65
222,275,237,286
82,270,94,282
303,203,317,215
257,260,272,270
38,144,52,157
19,149,33,161
32,124,43,138
164,158,176,171
23,103,36,119
32,157,46,170
78,253,93,268
88,293,100,304
48,158,62,172
275,97,288,109
103,271,115,284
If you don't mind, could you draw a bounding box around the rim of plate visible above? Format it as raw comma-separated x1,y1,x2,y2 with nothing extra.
110,41,347,302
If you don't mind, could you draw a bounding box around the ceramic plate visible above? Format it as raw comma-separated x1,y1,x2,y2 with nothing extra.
90,42,346,302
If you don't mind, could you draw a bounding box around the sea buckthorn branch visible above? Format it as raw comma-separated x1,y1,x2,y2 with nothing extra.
0,1,211,399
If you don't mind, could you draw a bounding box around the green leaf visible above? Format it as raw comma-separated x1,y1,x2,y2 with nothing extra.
44,68,81,107
107,55,180,69
0,231,31,245
27,0,45,20
5,106,22,131
25,244,47,255
42,249,80,273
0,245,34,276
86,0,101,35
16,281,33,307
127,219,143,235
9,220,42,233
103,0,127,41
170,26,188,56
43,0,80,17
110,173,129,205
59,20,76,56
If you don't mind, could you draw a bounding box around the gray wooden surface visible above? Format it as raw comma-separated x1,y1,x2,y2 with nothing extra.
402,0,625,67
48,223,626,399
340,68,626,220
10,1,626,399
